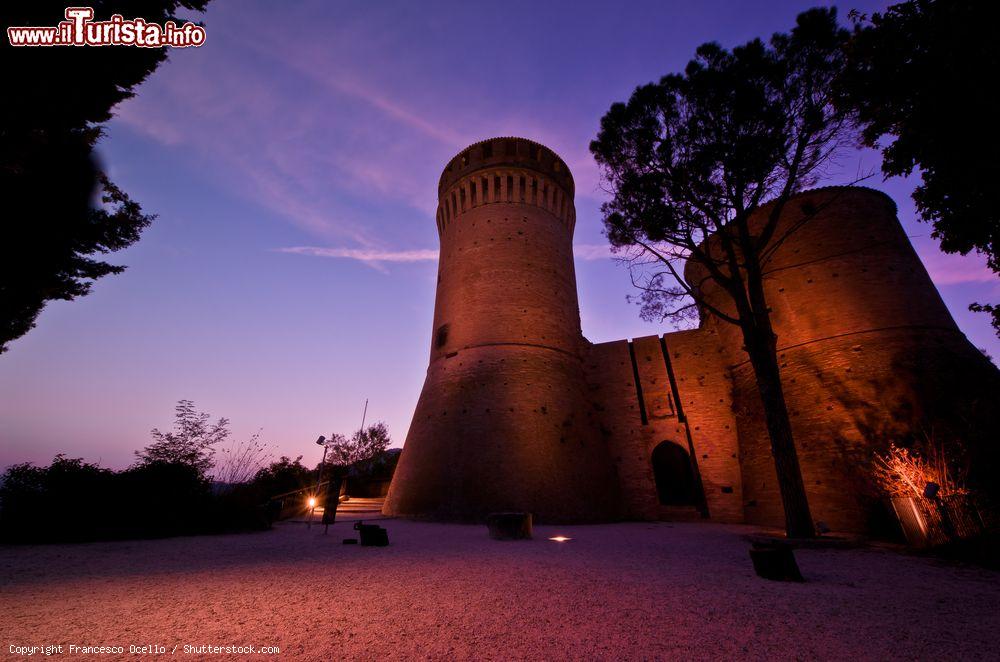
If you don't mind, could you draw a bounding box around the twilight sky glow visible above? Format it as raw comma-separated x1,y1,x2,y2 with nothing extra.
2,0,997,470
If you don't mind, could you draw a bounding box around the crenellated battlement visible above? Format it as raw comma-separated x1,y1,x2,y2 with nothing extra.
438,137,575,198
435,165,576,235
436,138,577,235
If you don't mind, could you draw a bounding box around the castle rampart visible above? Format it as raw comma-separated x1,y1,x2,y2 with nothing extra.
384,138,620,522
385,138,1000,532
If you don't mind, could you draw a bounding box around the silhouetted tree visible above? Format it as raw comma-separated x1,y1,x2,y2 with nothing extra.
326,422,392,472
0,0,210,353
590,9,854,537
250,455,314,497
0,453,271,543
136,399,229,476
838,1,1000,335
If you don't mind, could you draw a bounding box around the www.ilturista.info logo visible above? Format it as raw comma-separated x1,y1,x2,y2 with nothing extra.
7,7,206,48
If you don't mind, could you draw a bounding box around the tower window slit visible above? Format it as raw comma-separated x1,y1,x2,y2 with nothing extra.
482,177,489,204
531,179,538,204
506,175,513,202
494,176,501,203
470,181,477,206
519,176,526,202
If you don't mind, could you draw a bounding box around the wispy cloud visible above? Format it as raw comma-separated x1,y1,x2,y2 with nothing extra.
277,242,615,272
574,243,614,260
276,245,437,273
919,249,996,286
109,13,453,245
279,246,439,263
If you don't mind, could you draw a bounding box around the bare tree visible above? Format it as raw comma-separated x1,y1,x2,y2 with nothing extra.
212,429,275,488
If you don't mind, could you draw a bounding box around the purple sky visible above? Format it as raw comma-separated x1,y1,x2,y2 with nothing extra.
2,0,996,470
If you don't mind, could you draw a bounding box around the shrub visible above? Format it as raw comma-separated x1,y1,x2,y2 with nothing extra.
249,455,315,498
0,455,269,544
873,441,967,499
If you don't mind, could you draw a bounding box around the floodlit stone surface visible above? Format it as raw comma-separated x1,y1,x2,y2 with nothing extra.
385,136,1000,531
2,520,997,659
385,138,621,522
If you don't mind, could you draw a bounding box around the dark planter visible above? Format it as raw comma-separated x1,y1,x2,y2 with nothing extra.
486,512,532,540
890,495,983,548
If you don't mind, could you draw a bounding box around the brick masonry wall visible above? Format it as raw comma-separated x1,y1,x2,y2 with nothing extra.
387,343,621,521
384,138,621,522
732,326,999,532
660,330,744,523
386,141,999,532
690,187,1000,532
584,339,661,519
583,330,744,523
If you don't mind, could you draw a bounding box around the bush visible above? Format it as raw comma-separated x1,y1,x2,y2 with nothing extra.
0,456,269,544
0,456,117,543
249,455,314,499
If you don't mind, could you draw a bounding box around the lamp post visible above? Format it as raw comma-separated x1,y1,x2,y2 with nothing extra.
308,400,368,530
308,435,330,529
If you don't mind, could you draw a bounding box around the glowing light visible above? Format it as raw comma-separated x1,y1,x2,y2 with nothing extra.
548,536,572,543
307,497,317,508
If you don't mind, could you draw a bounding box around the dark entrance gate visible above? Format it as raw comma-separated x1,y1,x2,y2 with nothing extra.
651,441,697,506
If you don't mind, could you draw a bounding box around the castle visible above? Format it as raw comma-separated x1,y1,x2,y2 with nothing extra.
383,137,999,533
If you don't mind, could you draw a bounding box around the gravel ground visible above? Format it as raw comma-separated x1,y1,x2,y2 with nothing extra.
1,519,998,660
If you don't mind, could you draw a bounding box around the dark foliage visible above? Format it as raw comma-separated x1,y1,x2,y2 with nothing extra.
326,422,393,475
249,455,314,499
136,399,229,476
969,303,1000,336
344,448,402,498
0,456,114,542
839,0,1000,334
0,1,210,353
0,455,268,544
358,447,401,481
590,9,854,537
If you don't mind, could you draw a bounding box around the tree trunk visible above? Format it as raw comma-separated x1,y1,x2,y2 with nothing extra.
744,328,816,538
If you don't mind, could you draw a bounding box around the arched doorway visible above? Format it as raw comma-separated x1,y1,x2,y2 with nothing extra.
651,441,696,506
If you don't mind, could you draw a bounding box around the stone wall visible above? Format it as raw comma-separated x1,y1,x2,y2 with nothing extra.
384,138,621,522
689,187,999,532
385,137,1000,532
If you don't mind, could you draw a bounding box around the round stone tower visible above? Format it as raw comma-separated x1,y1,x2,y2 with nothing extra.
688,187,1000,532
383,137,621,522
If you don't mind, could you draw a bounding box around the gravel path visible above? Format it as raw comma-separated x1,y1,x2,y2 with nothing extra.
2,519,998,660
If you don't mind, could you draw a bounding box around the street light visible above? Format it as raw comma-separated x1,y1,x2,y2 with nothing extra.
308,401,367,531
308,435,332,529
